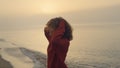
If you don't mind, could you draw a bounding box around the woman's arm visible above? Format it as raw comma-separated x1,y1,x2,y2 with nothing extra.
51,21,65,43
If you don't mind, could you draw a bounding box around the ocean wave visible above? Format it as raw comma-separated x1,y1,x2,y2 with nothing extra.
20,47,46,68
1,38,119,68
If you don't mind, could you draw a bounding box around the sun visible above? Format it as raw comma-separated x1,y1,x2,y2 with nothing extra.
40,2,59,14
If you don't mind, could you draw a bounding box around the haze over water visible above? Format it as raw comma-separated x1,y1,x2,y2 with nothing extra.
0,0,120,68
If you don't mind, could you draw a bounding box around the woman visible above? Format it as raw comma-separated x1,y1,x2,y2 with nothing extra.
44,17,73,68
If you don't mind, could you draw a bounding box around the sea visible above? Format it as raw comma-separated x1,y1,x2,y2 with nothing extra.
0,24,120,68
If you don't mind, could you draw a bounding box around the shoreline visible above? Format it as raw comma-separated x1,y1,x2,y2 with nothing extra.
0,55,13,68
0,47,97,68
20,47,46,68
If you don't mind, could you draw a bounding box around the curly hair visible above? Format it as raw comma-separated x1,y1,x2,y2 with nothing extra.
46,17,73,41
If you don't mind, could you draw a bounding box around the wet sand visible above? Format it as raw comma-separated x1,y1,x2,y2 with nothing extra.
0,55,13,68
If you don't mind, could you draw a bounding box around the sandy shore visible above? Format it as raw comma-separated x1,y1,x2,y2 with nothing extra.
20,47,96,68
20,47,46,68
0,55,13,68
0,47,95,68
0,38,96,68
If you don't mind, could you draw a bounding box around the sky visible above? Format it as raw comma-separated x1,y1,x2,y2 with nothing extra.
0,0,120,30
1,0,120,15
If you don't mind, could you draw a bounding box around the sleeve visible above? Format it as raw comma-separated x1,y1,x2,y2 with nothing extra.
44,27,51,41
50,21,65,43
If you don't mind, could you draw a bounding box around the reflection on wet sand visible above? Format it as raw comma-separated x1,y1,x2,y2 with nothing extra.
0,54,13,68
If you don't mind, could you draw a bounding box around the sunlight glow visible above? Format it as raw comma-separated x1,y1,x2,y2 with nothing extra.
40,2,59,14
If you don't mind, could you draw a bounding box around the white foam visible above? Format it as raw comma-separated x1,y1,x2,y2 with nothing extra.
0,42,34,68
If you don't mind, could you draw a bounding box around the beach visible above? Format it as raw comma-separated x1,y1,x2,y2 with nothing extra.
0,0,120,68
0,22,120,68
0,55,13,68
0,38,95,68
0,47,96,68
0,47,99,68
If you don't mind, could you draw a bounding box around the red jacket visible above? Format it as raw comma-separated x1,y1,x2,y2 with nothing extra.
44,21,69,68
